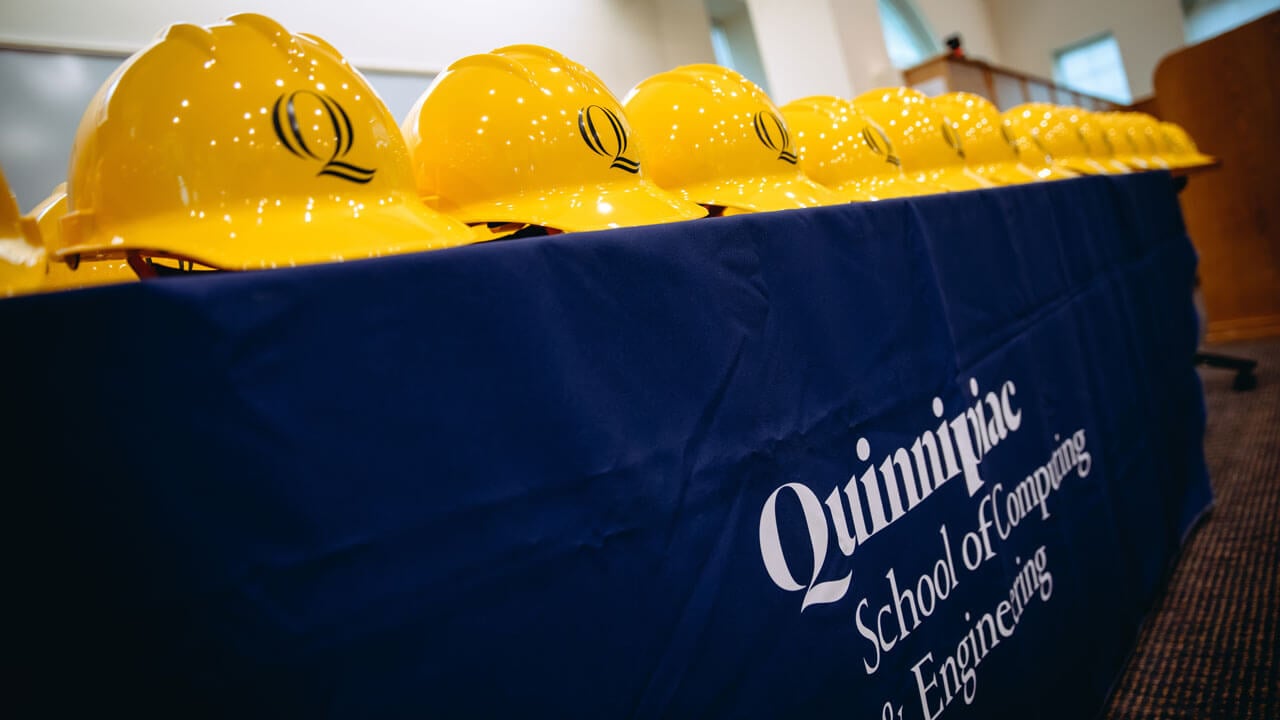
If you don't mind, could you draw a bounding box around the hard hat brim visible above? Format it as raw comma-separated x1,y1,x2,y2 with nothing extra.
1030,164,1081,181
1165,152,1218,169
43,258,135,291
1118,154,1171,170
20,187,133,292
974,162,1044,185
1058,157,1129,175
56,195,476,271
920,167,999,192
995,162,1080,181
1104,158,1137,173
0,238,47,297
676,171,847,213
826,184,878,202
833,174,948,200
438,178,707,233
1112,156,1152,172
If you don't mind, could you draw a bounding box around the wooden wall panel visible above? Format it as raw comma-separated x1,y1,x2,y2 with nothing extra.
1154,12,1280,341
1126,96,1161,117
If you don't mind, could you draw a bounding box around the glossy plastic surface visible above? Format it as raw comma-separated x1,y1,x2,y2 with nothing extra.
1064,111,1135,173
25,185,136,291
1117,112,1173,169
57,13,474,271
1003,104,1123,175
1158,122,1217,168
0,164,45,297
403,45,704,232
933,92,1076,184
853,87,998,192
780,95,948,200
622,64,843,213
1091,111,1169,171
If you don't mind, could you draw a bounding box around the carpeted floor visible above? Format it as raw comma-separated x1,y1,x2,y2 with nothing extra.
1104,337,1280,719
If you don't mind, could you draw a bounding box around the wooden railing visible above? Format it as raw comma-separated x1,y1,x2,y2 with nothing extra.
901,54,1123,111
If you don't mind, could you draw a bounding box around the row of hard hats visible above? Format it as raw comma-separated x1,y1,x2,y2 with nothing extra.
1,13,1216,297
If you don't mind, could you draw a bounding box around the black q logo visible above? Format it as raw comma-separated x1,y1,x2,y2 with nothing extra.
1000,124,1018,152
860,124,901,167
578,105,639,174
273,91,377,184
753,111,797,164
940,119,966,159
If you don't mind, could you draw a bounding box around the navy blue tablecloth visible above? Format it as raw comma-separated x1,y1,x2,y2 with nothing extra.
4,172,1210,719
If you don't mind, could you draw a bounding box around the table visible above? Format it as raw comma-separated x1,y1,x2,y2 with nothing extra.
4,171,1211,718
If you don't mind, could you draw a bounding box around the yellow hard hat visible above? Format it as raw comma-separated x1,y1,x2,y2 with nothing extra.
1157,122,1217,169
1003,104,1123,175
932,92,1077,183
24,184,137,291
1,164,45,298
780,95,949,200
1123,112,1173,169
993,104,1057,173
622,64,844,214
1093,112,1166,171
402,45,704,235
853,87,998,192
55,14,474,272
1067,110,1135,173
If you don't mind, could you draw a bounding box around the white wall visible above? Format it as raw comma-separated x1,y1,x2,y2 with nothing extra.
0,0,1216,110
743,0,1003,101
718,3,775,95
985,0,1187,99
0,0,716,97
655,0,718,75
914,0,1001,62
830,0,908,95
746,0,856,101
1183,0,1280,42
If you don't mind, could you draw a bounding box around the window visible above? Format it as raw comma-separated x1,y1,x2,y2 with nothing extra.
1053,34,1132,104
878,0,939,69
703,0,771,94
1182,0,1279,43
710,22,736,69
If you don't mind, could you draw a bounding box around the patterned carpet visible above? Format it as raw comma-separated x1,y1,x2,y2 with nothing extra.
1104,337,1280,719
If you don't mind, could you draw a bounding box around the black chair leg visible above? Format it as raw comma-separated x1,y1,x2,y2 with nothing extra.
1195,352,1258,391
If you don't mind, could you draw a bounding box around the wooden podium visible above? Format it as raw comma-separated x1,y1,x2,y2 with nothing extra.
1152,12,1280,343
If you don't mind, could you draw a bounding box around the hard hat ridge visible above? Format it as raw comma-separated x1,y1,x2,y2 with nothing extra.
401,44,705,233
54,13,476,271
158,23,217,56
